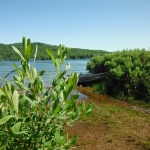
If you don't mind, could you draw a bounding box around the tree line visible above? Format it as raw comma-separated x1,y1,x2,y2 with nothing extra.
0,42,108,60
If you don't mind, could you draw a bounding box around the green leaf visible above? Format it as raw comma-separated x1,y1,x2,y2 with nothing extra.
24,96,36,106
14,76,21,82
0,88,4,97
67,135,77,145
66,63,70,71
27,38,31,46
58,44,62,59
65,85,74,99
0,115,16,125
32,67,37,81
62,95,78,111
67,72,78,91
0,109,2,119
22,36,27,53
11,122,21,134
12,46,25,61
53,99,59,111
13,64,22,75
12,90,19,114
46,48,55,63
83,103,94,117
55,128,60,143
39,69,46,76
25,44,33,62
55,70,67,85
11,122,27,134
44,141,52,148
34,44,38,62
14,81,25,90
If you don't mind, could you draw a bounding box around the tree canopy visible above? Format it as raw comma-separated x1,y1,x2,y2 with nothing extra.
0,42,108,60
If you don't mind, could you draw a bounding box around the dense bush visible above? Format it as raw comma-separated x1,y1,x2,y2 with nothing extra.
0,37,93,149
87,49,150,102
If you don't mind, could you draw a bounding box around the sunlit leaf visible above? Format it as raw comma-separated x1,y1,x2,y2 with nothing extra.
12,90,18,114
0,115,16,125
32,67,37,81
24,96,36,106
66,63,70,71
58,44,62,59
55,128,60,143
12,46,25,61
11,122,27,134
11,122,21,134
22,36,27,53
46,48,55,63
13,64,22,75
25,44,33,62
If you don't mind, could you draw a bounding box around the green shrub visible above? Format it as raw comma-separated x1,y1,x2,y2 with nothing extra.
0,37,93,149
92,81,107,94
87,49,150,102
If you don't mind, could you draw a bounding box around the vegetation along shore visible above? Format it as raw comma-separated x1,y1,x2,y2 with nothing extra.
0,36,150,149
69,48,150,149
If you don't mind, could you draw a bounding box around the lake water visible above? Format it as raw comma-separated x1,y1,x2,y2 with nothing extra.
0,59,89,86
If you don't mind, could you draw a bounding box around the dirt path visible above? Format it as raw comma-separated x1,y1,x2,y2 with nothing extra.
65,86,150,150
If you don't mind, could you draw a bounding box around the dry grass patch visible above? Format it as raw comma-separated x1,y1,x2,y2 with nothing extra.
66,86,150,150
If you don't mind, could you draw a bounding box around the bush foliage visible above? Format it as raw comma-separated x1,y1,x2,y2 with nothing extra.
87,49,150,102
0,37,93,149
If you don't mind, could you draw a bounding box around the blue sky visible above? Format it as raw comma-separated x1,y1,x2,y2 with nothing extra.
0,0,150,52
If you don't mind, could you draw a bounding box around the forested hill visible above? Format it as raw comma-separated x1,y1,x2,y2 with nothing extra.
0,42,109,60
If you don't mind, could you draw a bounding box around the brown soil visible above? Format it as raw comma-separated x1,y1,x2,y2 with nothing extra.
65,86,150,150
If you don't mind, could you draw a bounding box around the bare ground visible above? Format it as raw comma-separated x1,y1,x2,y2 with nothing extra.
65,86,150,150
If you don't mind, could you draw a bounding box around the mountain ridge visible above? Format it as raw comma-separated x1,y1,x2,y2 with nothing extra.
0,42,109,60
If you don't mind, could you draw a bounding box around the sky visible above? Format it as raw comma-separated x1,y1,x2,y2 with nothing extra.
0,0,150,52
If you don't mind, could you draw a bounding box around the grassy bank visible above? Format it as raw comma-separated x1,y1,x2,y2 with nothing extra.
66,86,150,150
